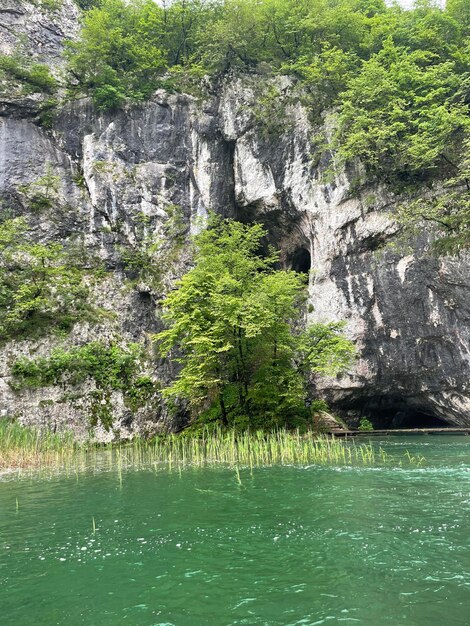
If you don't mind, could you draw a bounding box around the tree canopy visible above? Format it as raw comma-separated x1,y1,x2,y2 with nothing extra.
154,218,355,430
67,0,470,251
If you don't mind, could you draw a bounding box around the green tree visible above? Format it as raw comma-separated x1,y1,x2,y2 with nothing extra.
398,137,470,254
67,0,168,108
0,218,90,342
154,218,354,429
336,42,469,182
447,0,470,30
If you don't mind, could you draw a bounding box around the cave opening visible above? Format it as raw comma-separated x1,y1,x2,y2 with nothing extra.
232,206,312,273
291,247,311,274
393,412,450,429
339,395,453,429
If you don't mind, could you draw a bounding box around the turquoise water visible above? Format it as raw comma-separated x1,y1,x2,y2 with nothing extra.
0,435,469,625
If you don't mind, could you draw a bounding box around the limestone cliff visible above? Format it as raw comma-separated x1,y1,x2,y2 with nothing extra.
0,0,469,436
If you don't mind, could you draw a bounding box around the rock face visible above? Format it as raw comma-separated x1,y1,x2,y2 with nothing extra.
0,0,80,68
0,0,80,117
0,4,469,435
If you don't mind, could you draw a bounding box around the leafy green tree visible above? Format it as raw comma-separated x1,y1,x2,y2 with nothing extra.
298,322,357,376
162,0,210,66
285,46,360,117
336,42,469,182
67,0,168,108
189,0,272,72
447,0,470,30
154,218,354,429
0,218,90,342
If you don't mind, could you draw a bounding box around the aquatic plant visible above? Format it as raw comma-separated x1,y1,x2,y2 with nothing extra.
108,430,425,472
0,420,80,471
0,422,425,478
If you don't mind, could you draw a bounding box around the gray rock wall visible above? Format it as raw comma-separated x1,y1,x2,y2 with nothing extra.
0,0,80,69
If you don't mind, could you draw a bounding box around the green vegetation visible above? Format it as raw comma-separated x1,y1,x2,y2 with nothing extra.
126,428,425,469
18,163,61,212
358,417,374,432
120,204,186,292
66,0,169,109
0,52,59,125
66,0,470,250
398,137,470,254
0,53,57,95
10,342,159,429
0,420,77,471
155,218,355,430
5,216,352,433
11,342,142,390
0,420,425,474
39,0,63,11
0,218,91,342
336,45,468,184
251,83,294,138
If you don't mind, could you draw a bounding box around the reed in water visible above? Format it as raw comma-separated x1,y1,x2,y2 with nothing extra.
119,428,425,469
0,422,425,476
0,420,78,471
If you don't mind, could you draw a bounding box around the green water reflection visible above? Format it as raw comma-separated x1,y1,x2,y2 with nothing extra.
0,436,469,625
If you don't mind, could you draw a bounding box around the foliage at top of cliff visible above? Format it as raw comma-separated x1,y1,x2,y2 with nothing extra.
21,0,458,252
67,1,469,175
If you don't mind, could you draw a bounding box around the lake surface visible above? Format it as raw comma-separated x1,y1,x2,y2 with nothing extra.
0,435,469,625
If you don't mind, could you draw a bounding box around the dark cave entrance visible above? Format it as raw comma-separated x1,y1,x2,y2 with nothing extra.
393,412,450,429
291,247,311,274
340,395,453,429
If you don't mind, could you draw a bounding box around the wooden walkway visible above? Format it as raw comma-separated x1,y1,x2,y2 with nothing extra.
331,428,470,437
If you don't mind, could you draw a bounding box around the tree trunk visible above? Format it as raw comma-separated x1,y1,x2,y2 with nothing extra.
219,393,228,427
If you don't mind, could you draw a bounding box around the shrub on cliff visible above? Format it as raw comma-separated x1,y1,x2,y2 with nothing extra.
0,54,57,95
11,342,159,429
0,218,90,342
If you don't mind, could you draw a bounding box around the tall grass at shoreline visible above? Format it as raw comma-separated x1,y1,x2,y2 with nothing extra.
0,421,79,471
0,422,425,477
